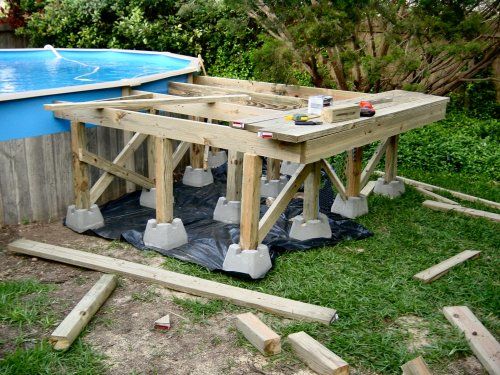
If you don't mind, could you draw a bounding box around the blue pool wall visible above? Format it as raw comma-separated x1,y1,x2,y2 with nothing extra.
0,75,188,142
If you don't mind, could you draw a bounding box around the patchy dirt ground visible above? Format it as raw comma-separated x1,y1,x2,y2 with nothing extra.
0,222,318,375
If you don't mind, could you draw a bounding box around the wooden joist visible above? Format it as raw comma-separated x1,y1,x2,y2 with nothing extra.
8,239,337,324
443,306,500,374
423,200,500,223
79,149,155,189
413,250,481,283
50,274,117,350
44,94,251,111
235,312,281,356
401,356,432,375
414,187,458,205
288,331,349,375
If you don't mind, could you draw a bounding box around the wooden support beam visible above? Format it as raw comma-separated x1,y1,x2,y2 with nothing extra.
414,187,458,205
303,161,321,221
226,149,243,201
173,141,191,170
79,150,154,189
360,139,388,188
235,312,281,356
423,200,500,223
45,94,251,111
443,306,500,374
90,133,148,204
155,137,174,223
266,158,281,181
190,143,205,169
258,164,311,242
8,239,337,324
70,121,90,209
288,331,349,375
147,135,155,179
346,147,363,197
401,356,432,375
384,135,399,183
122,87,136,193
360,181,376,198
321,159,347,201
413,250,481,283
50,274,117,350
240,154,262,250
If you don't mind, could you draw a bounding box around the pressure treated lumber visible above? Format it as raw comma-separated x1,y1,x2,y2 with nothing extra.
172,141,191,171
288,331,349,375
70,121,90,209
7,239,337,324
360,180,376,198
375,172,500,211
50,274,117,350
226,149,243,201
443,306,500,374
401,356,432,375
155,138,174,223
423,200,500,223
122,87,136,193
240,154,262,250
79,150,155,189
346,147,363,197
414,187,458,205
235,312,281,356
321,159,347,200
384,135,399,183
266,158,281,181
360,139,388,188
44,94,251,110
303,162,321,220
413,250,481,283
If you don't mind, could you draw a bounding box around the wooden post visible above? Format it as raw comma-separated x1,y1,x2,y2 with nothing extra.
346,147,363,197
266,158,281,181
71,121,90,209
240,153,262,250
190,143,205,169
384,135,399,183
226,149,243,201
147,135,155,179
303,161,321,220
122,86,136,193
155,137,174,223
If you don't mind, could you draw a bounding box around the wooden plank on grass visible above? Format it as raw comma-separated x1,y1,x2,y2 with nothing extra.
360,181,376,198
443,306,500,375
413,250,481,283
236,312,281,355
414,187,458,205
401,356,432,375
288,331,349,375
50,274,117,350
422,200,500,223
8,239,337,325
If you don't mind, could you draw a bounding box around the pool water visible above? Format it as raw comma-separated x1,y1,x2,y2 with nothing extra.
0,50,192,94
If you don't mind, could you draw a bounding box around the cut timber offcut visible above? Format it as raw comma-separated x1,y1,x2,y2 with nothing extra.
443,306,500,374
401,356,432,375
50,274,117,350
235,312,281,355
7,239,337,324
288,331,349,375
413,250,480,283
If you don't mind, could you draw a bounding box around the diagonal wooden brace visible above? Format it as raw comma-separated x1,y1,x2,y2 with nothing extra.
321,159,347,201
360,138,389,189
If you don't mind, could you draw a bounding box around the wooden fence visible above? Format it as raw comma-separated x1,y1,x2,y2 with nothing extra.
0,24,27,48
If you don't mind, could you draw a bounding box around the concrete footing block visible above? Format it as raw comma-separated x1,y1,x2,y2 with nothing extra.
289,212,332,241
139,188,156,209
330,194,369,219
65,204,104,233
213,197,241,224
373,177,405,198
260,176,288,198
208,150,227,168
280,161,302,176
222,243,272,279
143,218,188,251
182,166,214,187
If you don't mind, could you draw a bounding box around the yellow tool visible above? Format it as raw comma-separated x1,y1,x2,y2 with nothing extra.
284,113,319,121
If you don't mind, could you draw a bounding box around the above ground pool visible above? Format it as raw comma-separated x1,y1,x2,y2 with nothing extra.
0,48,199,141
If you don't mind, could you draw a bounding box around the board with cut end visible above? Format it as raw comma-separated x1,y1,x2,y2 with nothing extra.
443,306,500,375
423,200,500,223
401,356,432,375
413,250,481,283
288,331,349,375
50,274,117,350
236,312,281,355
7,239,337,324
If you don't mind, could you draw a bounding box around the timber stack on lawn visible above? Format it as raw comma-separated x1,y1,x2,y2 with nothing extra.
43,74,450,279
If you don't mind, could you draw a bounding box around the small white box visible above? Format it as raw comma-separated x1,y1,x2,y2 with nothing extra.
308,95,332,115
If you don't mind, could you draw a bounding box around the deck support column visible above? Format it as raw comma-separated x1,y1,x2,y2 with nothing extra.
374,135,405,198
65,121,104,233
222,153,271,279
122,86,136,194
289,161,331,240
143,137,188,251
183,142,213,187
206,119,227,168
331,147,368,219
213,149,242,224
261,158,287,198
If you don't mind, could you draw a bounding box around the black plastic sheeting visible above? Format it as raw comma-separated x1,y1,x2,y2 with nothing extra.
89,166,372,278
